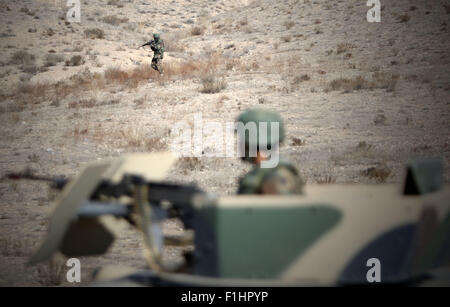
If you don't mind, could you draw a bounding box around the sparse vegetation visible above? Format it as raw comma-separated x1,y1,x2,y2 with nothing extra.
292,74,311,85
44,54,65,67
336,43,355,55
107,0,123,7
361,164,391,183
397,14,411,23
217,95,229,104
239,17,248,26
65,55,84,66
102,15,129,25
44,28,55,37
20,7,34,16
291,137,305,146
199,74,227,94
68,98,97,109
2,52,224,108
0,238,28,256
9,51,35,65
315,175,336,184
325,72,399,93
314,27,323,34
0,0,449,288
284,21,295,29
373,113,386,126
84,28,105,39
177,157,203,174
191,26,205,36
37,258,65,286
22,65,38,74
80,124,168,152
444,4,450,14
225,59,240,71
164,40,186,52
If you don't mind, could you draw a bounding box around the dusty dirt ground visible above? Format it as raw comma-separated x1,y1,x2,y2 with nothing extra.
0,0,449,286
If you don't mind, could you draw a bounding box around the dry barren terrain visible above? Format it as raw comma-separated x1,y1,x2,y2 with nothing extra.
0,0,449,285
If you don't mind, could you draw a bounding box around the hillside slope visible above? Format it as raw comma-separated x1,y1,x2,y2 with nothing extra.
0,0,449,285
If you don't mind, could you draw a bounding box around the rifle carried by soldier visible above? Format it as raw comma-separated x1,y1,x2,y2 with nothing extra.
139,40,154,49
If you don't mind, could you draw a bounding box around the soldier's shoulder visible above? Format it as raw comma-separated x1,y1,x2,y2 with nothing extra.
261,165,304,194
260,159,304,194
276,158,300,174
238,166,269,194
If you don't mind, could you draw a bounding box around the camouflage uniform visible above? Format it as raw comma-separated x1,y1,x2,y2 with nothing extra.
145,33,165,74
236,108,304,195
238,159,304,194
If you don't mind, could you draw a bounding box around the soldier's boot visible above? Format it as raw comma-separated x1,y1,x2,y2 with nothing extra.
157,63,164,75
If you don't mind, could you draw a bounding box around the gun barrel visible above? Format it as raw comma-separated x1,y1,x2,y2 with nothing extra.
5,170,68,189
77,202,131,218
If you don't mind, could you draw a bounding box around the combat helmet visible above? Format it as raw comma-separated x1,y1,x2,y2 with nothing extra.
153,33,160,41
236,108,285,159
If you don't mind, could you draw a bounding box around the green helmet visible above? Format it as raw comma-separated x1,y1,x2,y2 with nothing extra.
236,108,285,153
153,33,160,40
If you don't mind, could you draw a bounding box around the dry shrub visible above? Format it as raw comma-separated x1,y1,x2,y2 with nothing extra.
37,258,66,286
373,113,386,125
68,98,97,109
126,64,158,87
65,55,84,66
177,157,202,173
17,82,52,100
9,51,35,65
361,164,391,183
315,175,336,184
0,102,25,113
0,238,27,256
84,28,105,39
444,4,450,14
44,54,65,67
20,7,34,16
89,125,167,151
326,72,398,93
145,136,168,151
191,26,205,36
292,74,310,85
284,21,295,29
239,17,248,26
225,58,241,71
326,76,368,93
217,95,229,104
104,67,129,83
45,28,55,37
107,0,121,6
372,72,399,92
397,14,410,23
291,137,305,146
22,65,38,74
331,142,390,169
102,15,129,25
199,73,227,94
164,40,185,52
336,43,355,54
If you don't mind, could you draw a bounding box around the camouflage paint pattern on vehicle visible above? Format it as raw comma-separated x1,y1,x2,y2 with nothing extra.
26,154,450,286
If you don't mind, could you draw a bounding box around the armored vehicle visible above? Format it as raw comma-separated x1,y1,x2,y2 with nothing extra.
25,153,450,286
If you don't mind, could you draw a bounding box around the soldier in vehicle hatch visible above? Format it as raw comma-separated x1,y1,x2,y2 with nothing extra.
236,108,304,195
